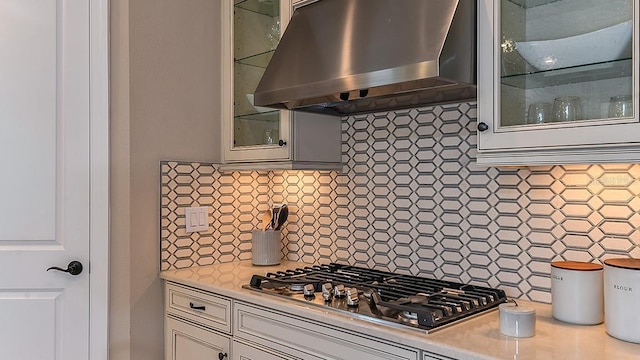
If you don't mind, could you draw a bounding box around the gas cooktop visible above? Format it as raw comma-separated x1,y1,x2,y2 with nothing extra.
243,263,507,333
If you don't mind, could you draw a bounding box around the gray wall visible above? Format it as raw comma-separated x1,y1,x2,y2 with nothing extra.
110,1,221,359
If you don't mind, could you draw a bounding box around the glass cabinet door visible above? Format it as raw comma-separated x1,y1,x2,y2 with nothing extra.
233,0,282,148
499,0,634,129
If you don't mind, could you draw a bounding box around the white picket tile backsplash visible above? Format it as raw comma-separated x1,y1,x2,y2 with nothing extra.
160,102,640,302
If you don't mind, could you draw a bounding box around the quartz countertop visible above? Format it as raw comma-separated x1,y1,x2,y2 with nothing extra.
160,261,640,360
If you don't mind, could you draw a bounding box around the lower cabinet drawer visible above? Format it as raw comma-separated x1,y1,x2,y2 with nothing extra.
165,282,232,334
233,302,420,360
165,315,230,360
423,352,455,360
232,340,295,360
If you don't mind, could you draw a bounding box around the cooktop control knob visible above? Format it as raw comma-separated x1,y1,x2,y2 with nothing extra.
303,284,315,298
346,288,359,307
334,284,346,298
322,283,333,302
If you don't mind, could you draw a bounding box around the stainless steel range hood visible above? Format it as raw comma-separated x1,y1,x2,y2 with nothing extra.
253,0,476,116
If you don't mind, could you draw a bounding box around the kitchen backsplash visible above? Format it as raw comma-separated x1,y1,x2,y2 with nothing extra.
160,102,640,302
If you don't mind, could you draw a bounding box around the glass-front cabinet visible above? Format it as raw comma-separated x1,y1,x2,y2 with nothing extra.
221,0,341,170
477,0,640,165
222,0,291,163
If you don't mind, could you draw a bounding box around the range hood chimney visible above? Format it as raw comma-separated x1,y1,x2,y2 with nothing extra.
254,0,476,116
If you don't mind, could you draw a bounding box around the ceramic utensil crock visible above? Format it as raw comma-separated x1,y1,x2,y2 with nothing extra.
252,230,281,266
551,261,603,325
604,258,640,343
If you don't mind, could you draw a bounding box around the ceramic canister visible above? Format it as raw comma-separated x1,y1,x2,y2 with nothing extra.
551,261,604,325
604,258,640,343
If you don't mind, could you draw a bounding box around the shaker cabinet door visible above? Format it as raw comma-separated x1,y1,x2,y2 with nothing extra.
165,316,230,360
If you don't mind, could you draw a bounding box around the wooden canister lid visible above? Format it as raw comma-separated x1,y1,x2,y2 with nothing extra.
551,261,603,271
604,258,640,270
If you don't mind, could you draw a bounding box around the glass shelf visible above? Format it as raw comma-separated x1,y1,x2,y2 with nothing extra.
235,50,275,68
501,58,632,89
505,0,562,9
234,0,279,17
234,110,279,122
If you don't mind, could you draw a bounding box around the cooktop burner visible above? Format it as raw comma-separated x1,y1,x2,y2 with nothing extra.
243,263,507,333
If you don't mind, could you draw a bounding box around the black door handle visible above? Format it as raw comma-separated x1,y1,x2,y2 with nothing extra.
218,352,228,360
47,261,83,276
189,302,206,311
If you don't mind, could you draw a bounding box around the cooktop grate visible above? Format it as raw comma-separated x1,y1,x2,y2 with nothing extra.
244,263,507,332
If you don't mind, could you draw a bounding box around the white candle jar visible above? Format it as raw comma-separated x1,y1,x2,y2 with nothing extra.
499,302,536,338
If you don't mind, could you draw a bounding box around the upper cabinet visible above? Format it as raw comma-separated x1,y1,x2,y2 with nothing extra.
220,0,341,171
477,0,639,166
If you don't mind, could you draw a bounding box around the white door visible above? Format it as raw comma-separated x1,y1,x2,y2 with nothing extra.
0,1,94,359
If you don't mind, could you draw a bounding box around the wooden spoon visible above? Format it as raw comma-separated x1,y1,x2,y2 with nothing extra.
261,210,272,231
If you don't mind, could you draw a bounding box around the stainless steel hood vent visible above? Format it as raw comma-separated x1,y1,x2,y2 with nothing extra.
254,0,476,116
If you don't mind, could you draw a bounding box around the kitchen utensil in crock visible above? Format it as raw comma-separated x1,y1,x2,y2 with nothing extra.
271,206,280,230
261,210,272,231
275,205,288,230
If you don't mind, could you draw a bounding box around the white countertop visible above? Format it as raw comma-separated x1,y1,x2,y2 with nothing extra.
160,261,640,360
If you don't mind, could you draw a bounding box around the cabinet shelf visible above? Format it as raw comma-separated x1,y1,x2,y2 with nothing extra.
234,110,279,122
235,49,275,68
234,0,279,17
505,0,562,9
501,58,632,89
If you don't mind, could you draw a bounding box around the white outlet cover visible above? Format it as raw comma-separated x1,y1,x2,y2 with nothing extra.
185,206,209,233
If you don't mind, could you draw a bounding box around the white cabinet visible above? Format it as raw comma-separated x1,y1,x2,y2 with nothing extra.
423,352,455,360
164,282,232,360
233,302,421,360
232,340,295,360
165,282,232,333
164,280,425,360
220,0,341,171
477,0,640,166
165,316,230,360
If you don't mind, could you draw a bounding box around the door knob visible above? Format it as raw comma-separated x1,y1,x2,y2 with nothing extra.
278,139,287,147
47,261,83,276
477,122,489,132
218,352,228,360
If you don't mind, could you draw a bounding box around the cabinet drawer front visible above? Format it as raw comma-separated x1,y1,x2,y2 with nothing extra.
165,282,232,334
165,315,230,360
234,302,419,360
423,352,454,360
232,340,295,360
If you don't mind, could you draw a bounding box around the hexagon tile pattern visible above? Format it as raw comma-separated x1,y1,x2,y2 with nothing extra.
161,102,640,303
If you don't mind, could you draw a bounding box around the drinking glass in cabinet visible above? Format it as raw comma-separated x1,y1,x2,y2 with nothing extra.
608,95,633,118
527,102,551,124
552,96,581,122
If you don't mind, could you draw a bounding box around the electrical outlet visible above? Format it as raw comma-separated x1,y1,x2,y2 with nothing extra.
185,206,209,233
